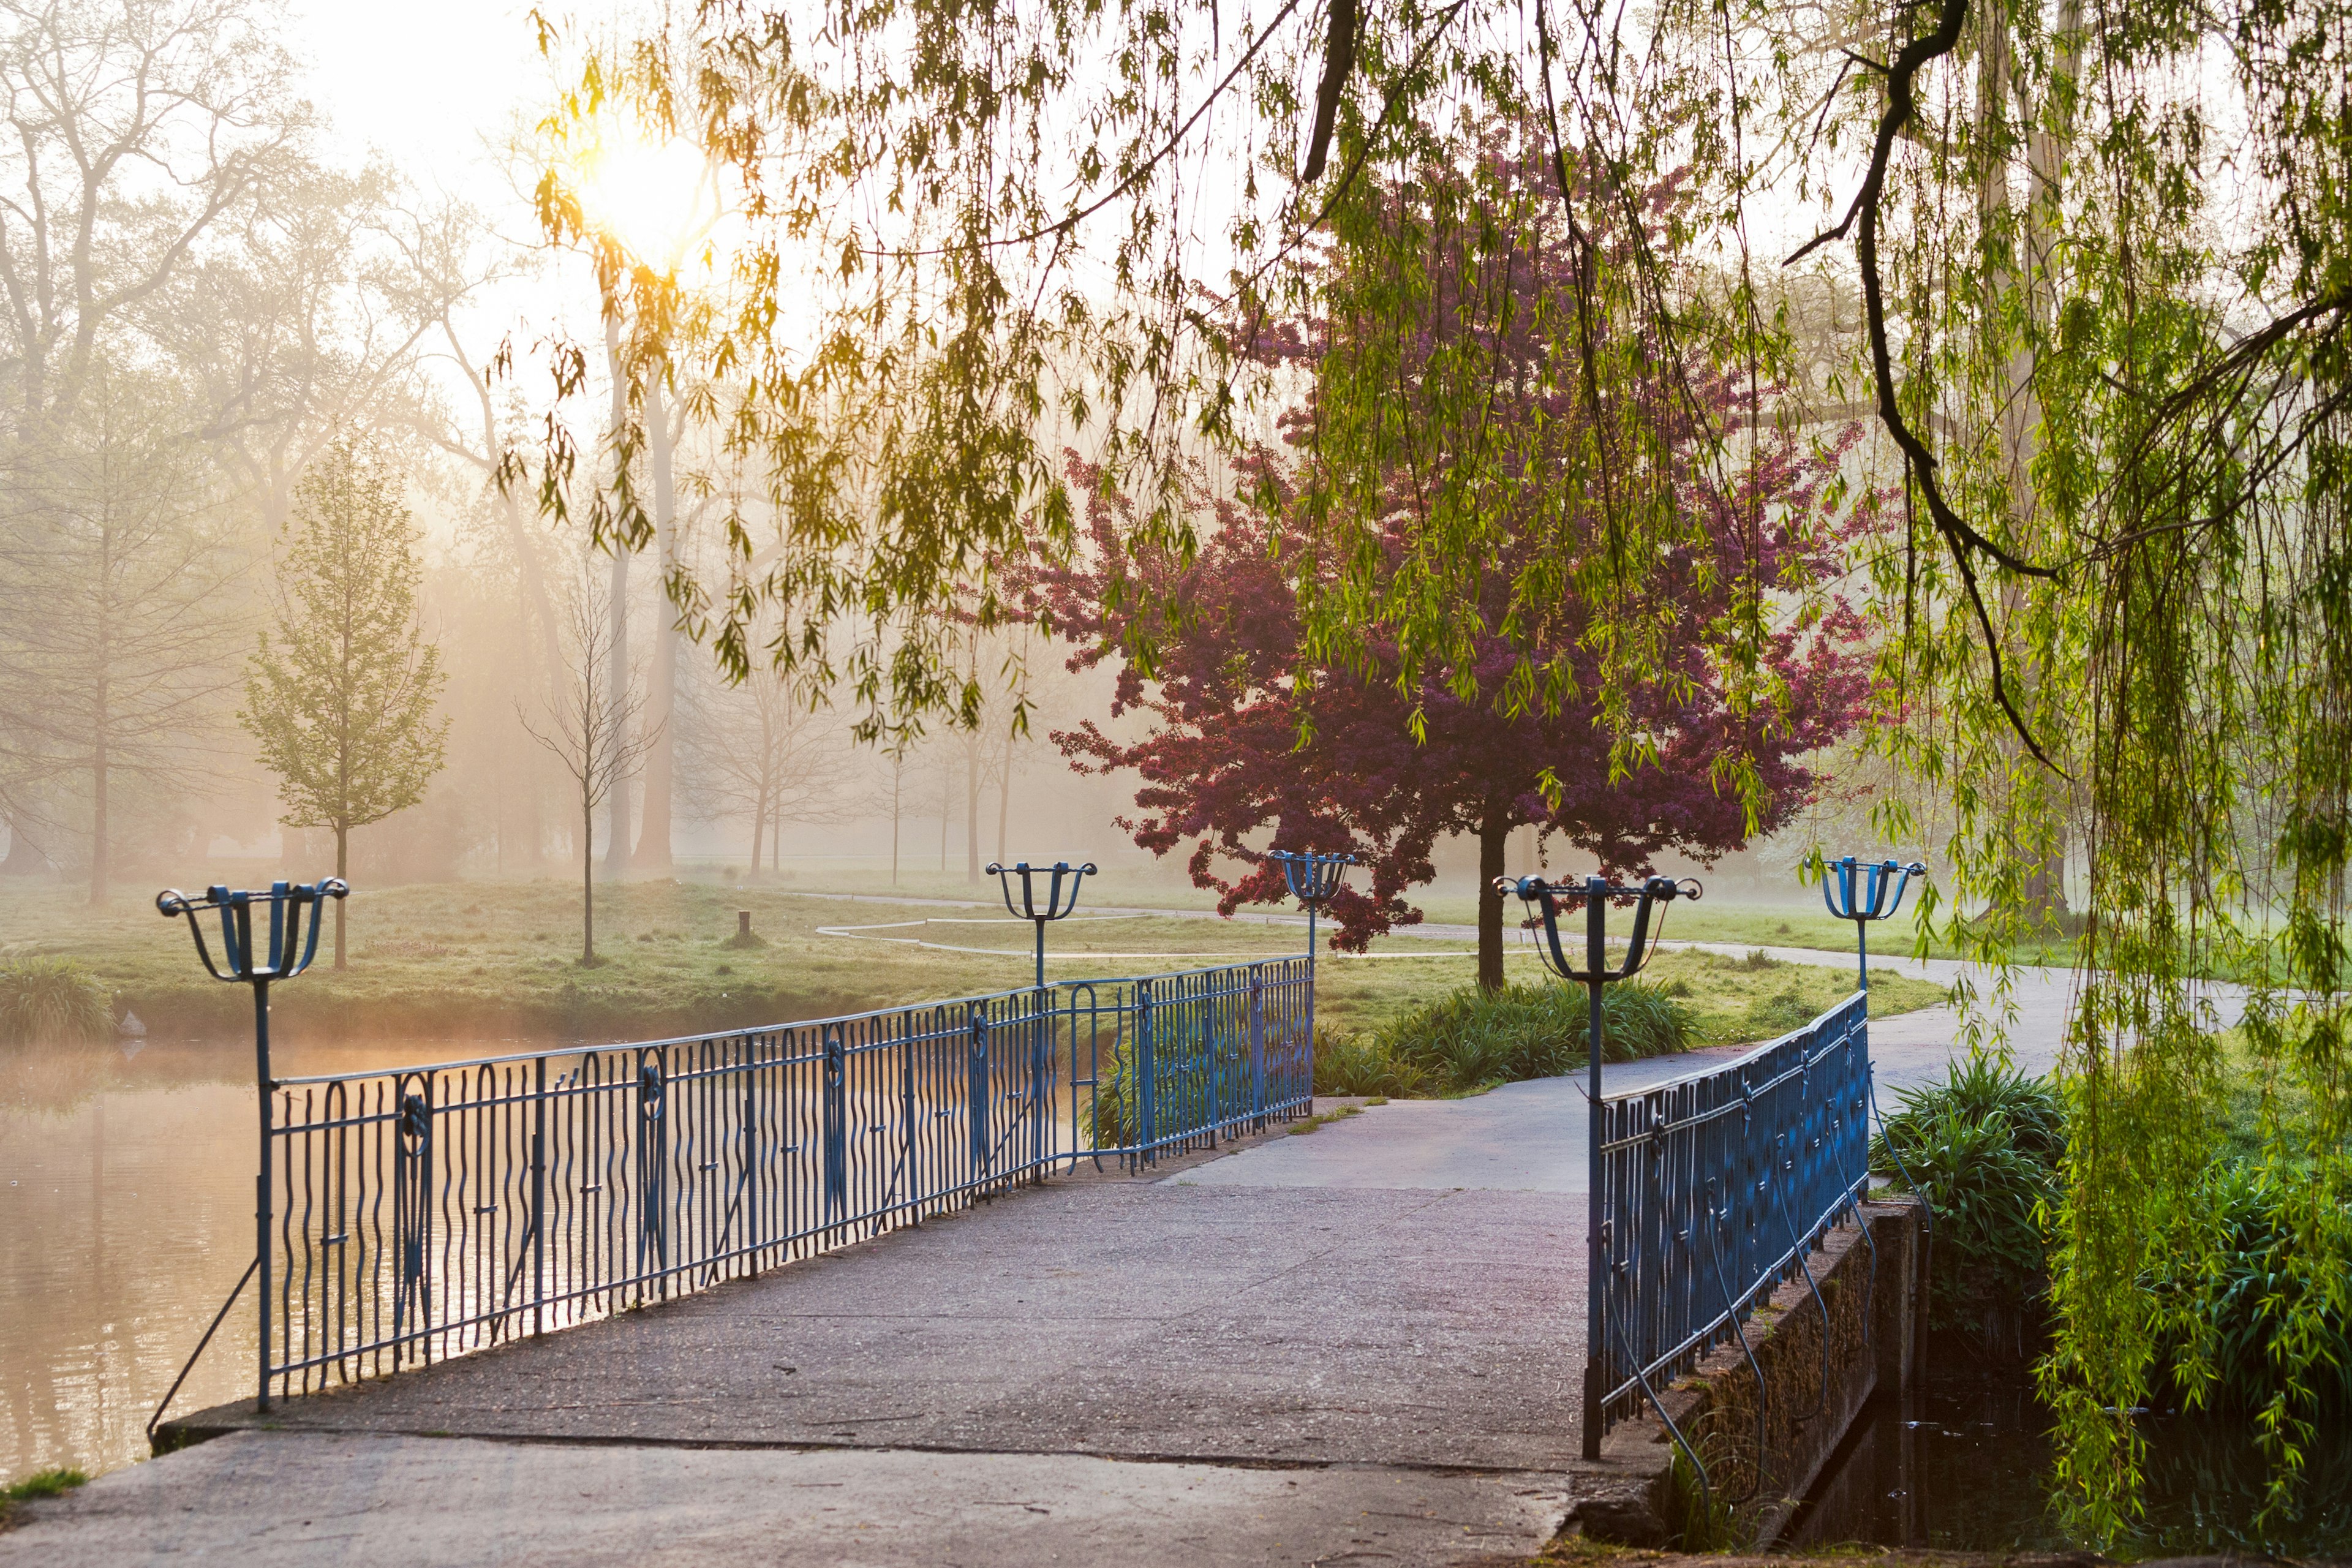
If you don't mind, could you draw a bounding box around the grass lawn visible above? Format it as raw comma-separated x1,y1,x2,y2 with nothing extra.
762,860,2072,968
0,868,1948,1054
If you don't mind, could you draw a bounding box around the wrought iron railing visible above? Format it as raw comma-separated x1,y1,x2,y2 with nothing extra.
1589,990,1871,1435
258,957,1313,1400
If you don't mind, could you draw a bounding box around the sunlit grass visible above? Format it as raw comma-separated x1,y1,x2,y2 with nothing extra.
0,872,1945,1054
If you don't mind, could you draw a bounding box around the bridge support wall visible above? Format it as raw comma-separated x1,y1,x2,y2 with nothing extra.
1571,1196,1927,1550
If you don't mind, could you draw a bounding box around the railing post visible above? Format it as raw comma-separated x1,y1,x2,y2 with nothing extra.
255,978,271,1411
1491,870,1698,1460
966,1004,990,1183
1136,981,1156,1166
1029,992,1048,1178
1248,969,1265,1130
823,1028,846,1223
531,1054,547,1338
900,1031,918,1219
742,1060,761,1275
1583,971,1606,1461
638,1054,669,1300
154,878,347,1410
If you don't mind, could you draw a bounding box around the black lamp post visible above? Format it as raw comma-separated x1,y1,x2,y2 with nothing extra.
987,860,1096,990
1499,870,1700,1461
157,878,347,1411
1267,850,1357,970
1820,856,1926,990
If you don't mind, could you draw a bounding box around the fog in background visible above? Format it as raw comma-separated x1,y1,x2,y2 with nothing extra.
0,0,1868,910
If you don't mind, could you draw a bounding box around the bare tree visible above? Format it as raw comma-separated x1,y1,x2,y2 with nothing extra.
159,161,432,532
0,0,311,869
388,194,563,865
679,655,853,875
0,364,244,900
0,0,310,429
521,561,659,965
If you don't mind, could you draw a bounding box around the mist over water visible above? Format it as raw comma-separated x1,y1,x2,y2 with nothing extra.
0,1036,497,1480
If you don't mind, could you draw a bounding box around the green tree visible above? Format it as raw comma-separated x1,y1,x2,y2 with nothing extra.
242,442,448,967
538,0,2352,1532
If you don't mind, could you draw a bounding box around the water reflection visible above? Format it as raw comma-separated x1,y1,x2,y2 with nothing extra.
0,1035,519,1483
1790,1365,2352,1558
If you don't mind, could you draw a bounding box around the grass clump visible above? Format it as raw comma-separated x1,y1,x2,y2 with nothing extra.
1315,981,1694,1098
1870,1054,2065,1332
1741,982,1820,1038
0,1464,88,1523
0,959,111,1044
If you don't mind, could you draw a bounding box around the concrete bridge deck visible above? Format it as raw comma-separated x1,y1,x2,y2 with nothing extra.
0,950,2049,1566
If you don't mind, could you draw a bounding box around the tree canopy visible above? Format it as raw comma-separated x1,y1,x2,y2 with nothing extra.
1027,146,1869,985
533,0,2352,1528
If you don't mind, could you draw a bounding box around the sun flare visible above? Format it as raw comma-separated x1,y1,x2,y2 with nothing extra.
573,128,722,273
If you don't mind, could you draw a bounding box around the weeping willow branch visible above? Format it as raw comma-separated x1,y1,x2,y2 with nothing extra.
1789,0,2065,773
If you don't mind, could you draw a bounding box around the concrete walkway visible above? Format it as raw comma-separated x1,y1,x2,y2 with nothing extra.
4,1129,1603,1565
0,949,2052,1567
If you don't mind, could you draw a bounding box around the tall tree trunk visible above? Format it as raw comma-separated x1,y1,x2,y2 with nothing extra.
89,539,111,905
748,775,767,879
891,758,902,884
1477,814,1510,992
89,737,107,905
1983,0,2081,930
939,753,951,873
997,739,1013,862
602,317,633,883
966,744,981,882
582,801,597,965
632,379,677,871
334,823,349,969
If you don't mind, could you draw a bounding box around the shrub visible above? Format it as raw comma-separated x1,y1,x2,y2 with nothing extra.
1314,981,1694,1098
1313,1027,1432,1098
2152,1163,2352,1415
1871,1056,2065,1330
0,959,113,1045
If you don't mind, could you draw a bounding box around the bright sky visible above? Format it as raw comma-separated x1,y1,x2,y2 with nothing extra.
284,0,658,543
288,0,548,202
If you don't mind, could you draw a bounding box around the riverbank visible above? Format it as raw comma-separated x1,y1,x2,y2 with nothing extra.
0,876,1948,1048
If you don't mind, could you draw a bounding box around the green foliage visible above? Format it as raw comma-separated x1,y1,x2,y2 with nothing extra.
0,1465,86,1509
242,441,448,861
1871,1057,2065,1330
2150,1164,2352,1419
0,959,111,1044
1314,981,1693,1098
1741,983,1819,1039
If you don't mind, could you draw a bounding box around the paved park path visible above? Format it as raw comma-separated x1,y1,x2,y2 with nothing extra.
0,938,2104,1567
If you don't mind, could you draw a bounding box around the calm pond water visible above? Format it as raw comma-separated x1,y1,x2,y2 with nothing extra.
0,1035,513,1484
1792,1361,2352,1559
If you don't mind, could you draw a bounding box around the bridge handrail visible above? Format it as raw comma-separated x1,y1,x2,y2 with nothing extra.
248,956,1314,1404
1590,990,1872,1436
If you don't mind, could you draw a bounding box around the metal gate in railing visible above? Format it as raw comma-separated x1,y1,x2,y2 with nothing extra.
253,958,1314,1404
1589,990,1872,1437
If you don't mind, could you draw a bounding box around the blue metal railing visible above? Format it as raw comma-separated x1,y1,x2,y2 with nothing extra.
256,957,1313,1400
1589,990,1871,1435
